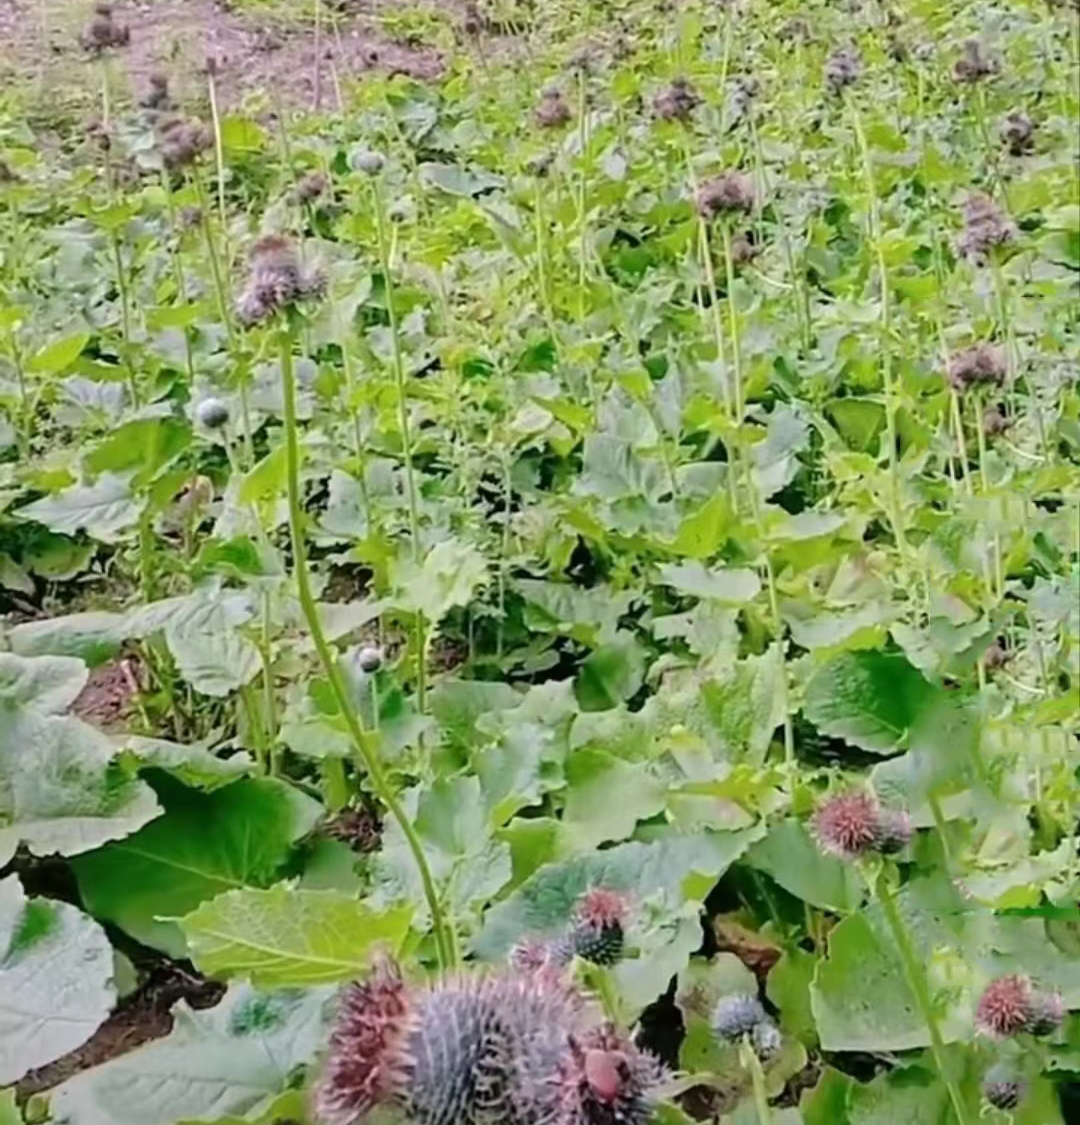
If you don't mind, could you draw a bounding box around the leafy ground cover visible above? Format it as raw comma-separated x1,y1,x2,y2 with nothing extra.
1,0,1078,1122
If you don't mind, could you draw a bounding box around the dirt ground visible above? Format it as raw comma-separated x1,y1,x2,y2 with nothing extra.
0,0,450,114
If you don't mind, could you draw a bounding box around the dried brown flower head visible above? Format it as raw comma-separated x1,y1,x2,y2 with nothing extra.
159,117,212,171
1000,110,1035,156
235,234,326,327
293,170,329,205
982,404,1012,438
947,343,1007,392
695,171,755,219
535,89,572,129
825,45,861,93
80,2,130,54
957,191,1014,264
140,71,173,112
654,77,701,123
952,38,1000,84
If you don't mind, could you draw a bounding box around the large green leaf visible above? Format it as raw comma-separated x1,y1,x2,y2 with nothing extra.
745,819,863,913
50,985,329,1125
165,625,262,698
374,776,511,921
390,538,488,622
72,778,322,957
561,750,666,849
0,698,160,866
17,473,142,542
0,651,87,712
0,877,115,1085
803,650,942,754
180,886,412,987
657,562,762,604
473,826,766,960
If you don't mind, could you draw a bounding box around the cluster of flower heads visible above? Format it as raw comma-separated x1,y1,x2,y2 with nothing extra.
825,45,861,94
975,974,1064,1040
159,117,212,172
947,342,1007,393
711,993,782,1062
80,3,129,54
536,88,573,129
653,78,700,123
695,172,755,220
957,191,1015,265
235,234,326,327
315,958,662,1125
952,38,1001,84
811,789,911,860
510,888,630,973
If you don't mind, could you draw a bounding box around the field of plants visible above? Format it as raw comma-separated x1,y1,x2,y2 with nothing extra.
0,0,1078,1122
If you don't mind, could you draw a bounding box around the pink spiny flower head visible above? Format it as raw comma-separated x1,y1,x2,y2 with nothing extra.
812,789,881,859
314,959,412,1125
575,887,630,930
561,887,630,966
976,974,1034,1038
510,936,558,974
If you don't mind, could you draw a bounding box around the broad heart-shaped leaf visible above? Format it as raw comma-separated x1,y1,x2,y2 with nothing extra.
803,649,943,754
0,652,88,712
472,825,766,961
562,750,666,849
657,562,762,604
374,776,511,922
179,886,412,987
699,646,786,765
165,624,261,697
745,819,863,913
419,161,504,197
390,538,488,623
17,472,143,542
0,877,115,1085
50,984,330,1125
573,630,646,711
118,736,255,791
72,777,322,958
0,705,161,867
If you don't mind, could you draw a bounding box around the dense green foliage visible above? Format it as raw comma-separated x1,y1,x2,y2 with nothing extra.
0,1,1078,1122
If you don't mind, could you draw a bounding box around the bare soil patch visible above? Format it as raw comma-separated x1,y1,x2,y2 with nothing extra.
0,0,447,114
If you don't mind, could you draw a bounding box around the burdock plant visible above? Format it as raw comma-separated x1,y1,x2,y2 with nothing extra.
315,962,663,1125
247,233,453,969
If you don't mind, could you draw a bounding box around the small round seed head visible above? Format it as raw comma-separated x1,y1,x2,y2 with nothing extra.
159,117,212,171
729,75,760,120
982,404,1012,438
982,640,1010,671
196,397,230,430
976,974,1034,1038
825,45,861,93
653,77,701,122
462,1,483,36
535,89,572,129
350,148,385,176
293,170,329,204
695,171,755,219
140,71,173,112
356,645,383,674
872,808,912,855
1026,990,1063,1036
751,1019,782,1060
952,38,1001,84
80,3,130,53
957,191,1014,264
947,343,1007,392
526,152,555,178
729,231,759,266
982,1064,1025,1110
711,993,768,1042
178,205,202,230
1000,110,1035,156
812,789,881,858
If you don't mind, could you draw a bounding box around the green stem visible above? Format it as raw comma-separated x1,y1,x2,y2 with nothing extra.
371,179,427,713
877,875,972,1125
278,324,451,968
743,1041,772,1125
